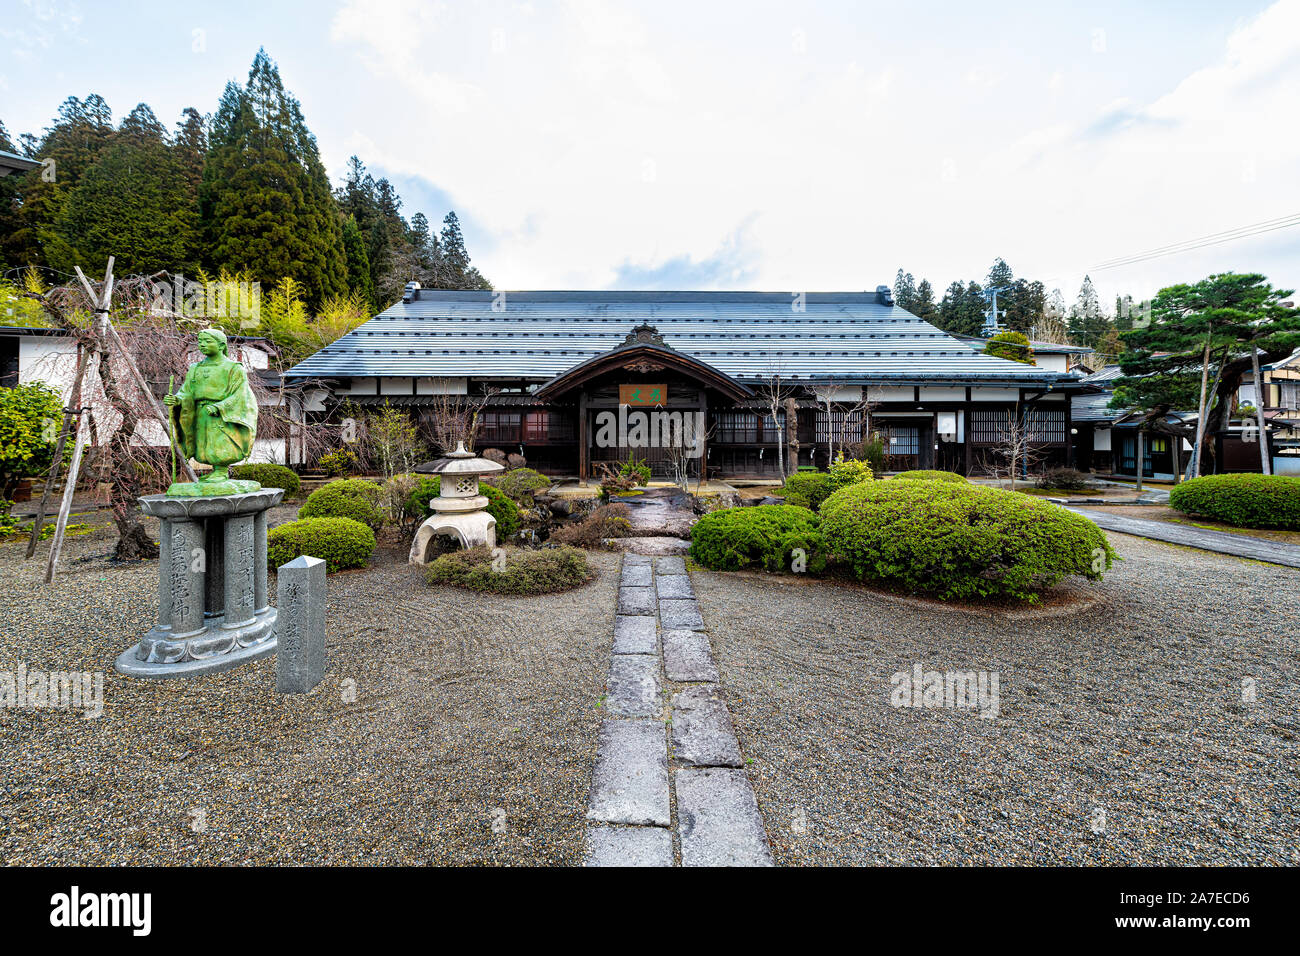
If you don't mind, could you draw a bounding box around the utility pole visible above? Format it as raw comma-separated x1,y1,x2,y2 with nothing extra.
982,285,1010,336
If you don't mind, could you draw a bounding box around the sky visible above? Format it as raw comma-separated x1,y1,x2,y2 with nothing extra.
3,0,1299,309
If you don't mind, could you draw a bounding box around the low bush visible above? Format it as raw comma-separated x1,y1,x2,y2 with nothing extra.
619,457,652,486
267,516,376,573
425,544,592,594
318,447,361,477
1169,473,1300,530
230,462,301,498
1034,467,1092,492
777,472,832,510
297,478,384,530
778,458,873,510
689,504,826,573
891,469,968,483
549,503,631,549
497,467,552,501
819,480,1115,602
405,476,521,539
827,456,874,490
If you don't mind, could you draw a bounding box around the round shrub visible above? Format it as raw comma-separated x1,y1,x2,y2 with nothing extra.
891,470,968,483
819,481,1115,602
777,472,832,510
230,462,301,498
689,504,826,573
1169,474,1300,530
497,467,551,501
267,517,376,573
426,544,592,594
298,478,384,530
406,476,521,539
826,456,873,490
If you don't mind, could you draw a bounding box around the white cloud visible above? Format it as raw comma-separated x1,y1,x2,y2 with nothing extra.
327,0,1300,303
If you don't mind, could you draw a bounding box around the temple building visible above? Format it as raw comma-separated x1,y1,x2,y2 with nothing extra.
282,287,1097,480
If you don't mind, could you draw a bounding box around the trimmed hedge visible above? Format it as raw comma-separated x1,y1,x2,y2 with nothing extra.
497,467,552,501
426,544,592,594
689,504,827,573
891,470,968,483
819,480,1115,602
406,476,521,539
230,462,301,498
298,478,384,530
1169,473,1300,530
268,516,376,573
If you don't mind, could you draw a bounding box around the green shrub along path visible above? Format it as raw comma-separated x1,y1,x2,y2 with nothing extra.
818,480,1115,602
1168,473,1300,530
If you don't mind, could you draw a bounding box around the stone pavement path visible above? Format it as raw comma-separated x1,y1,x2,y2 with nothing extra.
1068,506,1300,569
582,554,774,867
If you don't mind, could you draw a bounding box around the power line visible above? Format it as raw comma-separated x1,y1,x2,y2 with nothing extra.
1091,212,1300,268
1090,213,1300,272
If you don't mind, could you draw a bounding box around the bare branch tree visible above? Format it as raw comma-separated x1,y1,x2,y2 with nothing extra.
757,364,796,479
420,384,501,455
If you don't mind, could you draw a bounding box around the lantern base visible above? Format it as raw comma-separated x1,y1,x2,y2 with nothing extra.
410,511,498,564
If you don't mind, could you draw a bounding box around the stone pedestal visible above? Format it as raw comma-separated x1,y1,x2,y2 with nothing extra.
115,488,284,678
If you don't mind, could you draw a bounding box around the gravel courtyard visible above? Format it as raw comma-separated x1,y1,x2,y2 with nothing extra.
695,534,1300,865
0,515,614,866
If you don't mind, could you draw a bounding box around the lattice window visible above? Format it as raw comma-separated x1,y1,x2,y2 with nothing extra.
455,476,477,495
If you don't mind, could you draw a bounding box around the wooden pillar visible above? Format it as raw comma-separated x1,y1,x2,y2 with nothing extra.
577,393,588,482
699,390,709,486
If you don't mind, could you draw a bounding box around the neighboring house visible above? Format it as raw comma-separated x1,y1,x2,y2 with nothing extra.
0,325,287,464
0,148,41,177
950,335,1094,374
1236,349,1300,474
1073,363,1291,479
283,287,1097,479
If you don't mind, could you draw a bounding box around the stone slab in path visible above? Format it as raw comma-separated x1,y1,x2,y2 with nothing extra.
622,553,654,566
609,536,691,556
587,720,671,826
675,768,774,867
662,629,719,682
659,598,705,631
671,686,742,767
655,556,687,575
620,564,653,588
613,615,657,655
582,825,673,867
655,574,694,600
617,586,656,616
606,654,662,717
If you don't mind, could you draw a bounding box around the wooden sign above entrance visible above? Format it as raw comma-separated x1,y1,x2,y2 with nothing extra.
619,384,667,406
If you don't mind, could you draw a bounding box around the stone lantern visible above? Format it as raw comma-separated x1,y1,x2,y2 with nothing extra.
409,441,506,564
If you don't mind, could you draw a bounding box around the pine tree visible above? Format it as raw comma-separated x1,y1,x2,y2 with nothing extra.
439,211,470,288
986,257,1015,289
341,214,374,308
49,103,198,274
1068,274,1111,347
912,279,937,324
892,269,918,312
200,49,347,306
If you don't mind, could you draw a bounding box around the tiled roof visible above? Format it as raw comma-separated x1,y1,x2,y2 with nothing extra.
283,290,1085,386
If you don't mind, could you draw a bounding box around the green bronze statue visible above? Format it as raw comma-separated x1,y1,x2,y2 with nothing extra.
163,328,262,497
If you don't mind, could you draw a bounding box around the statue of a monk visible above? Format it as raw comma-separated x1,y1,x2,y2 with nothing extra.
163,328,261,496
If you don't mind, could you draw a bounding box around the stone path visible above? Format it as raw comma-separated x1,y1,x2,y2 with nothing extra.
582,554,774,867
1067,506,1300,569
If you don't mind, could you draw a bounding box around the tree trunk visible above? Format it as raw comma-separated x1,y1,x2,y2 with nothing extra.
1190,337,1212,479
1251,345,1271,475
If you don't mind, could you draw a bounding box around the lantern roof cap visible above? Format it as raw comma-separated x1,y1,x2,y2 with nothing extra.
415,441,505,475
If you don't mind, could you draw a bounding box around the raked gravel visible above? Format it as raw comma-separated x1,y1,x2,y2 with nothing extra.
0,511,614,865
692,533,1300,866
